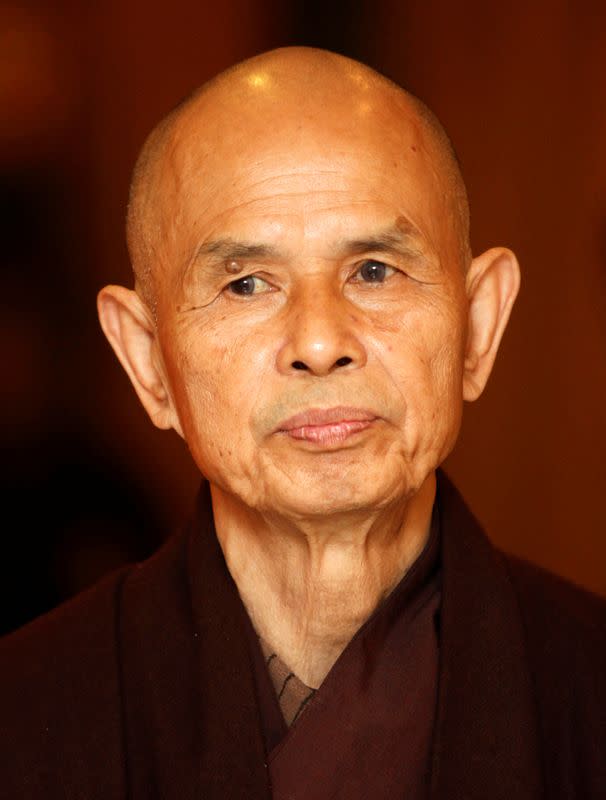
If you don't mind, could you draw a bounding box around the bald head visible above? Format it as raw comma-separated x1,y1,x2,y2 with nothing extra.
126,47,470,311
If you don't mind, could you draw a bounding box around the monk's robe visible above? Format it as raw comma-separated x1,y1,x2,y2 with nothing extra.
242,509,441,800
3,470,605,799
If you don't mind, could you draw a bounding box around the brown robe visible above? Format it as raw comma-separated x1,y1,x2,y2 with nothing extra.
1,470,605,799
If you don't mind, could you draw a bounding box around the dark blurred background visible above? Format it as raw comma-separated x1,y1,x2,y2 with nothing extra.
2,0,605,634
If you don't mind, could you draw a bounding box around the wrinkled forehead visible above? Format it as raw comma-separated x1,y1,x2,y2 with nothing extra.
147,74,460,278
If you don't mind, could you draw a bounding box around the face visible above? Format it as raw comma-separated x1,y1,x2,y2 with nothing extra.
151,84,469,519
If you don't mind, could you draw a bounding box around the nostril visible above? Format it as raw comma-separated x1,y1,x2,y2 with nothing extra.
292,361,308,370
335,356,352,367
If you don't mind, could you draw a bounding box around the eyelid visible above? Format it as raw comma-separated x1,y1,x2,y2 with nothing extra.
350,259,398,278
225,272,275,295
356,256,395,268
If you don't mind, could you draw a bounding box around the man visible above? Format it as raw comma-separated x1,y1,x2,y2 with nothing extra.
2,47,604,799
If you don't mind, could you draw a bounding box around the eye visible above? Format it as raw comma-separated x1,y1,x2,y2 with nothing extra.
226,275,272,296
354,259,395,283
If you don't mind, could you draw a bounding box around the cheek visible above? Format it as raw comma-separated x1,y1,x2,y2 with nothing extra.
374,289,465,378
161,321,266,452
375,297,465,437
414,305,466,458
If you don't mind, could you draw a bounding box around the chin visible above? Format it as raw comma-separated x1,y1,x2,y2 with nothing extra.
265,473,412,520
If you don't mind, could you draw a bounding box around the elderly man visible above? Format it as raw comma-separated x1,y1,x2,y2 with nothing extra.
2,47,605,799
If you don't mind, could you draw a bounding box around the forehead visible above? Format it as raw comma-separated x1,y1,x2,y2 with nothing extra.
152,81,456,267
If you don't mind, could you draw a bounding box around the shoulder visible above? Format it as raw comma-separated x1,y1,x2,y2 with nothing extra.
0,528,190,796
0,524,190,721
0,524,188,669
437,469,605,649
502,552,605,654
0,563,129,684
0,565,129,704
501,551,606,711
0,565,132,796
503,552,606,783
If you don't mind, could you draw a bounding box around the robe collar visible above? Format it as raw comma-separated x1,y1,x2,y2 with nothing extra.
429,471,543,800
121,469,543,799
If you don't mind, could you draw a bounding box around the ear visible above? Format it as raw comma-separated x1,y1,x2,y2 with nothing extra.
97,285,183,435
463,247,520,402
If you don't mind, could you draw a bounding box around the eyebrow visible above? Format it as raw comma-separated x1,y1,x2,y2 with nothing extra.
194,239,281,263
337,223,425,258
190,220,427,275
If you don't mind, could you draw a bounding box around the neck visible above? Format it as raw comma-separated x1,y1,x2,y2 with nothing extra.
210,472,436,688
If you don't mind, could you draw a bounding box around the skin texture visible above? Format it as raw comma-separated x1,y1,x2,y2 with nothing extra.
98,47,520,687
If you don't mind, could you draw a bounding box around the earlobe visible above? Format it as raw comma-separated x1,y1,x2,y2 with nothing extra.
97,285,182,433
463,247,520,402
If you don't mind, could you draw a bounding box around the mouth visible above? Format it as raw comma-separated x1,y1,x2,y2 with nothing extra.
276,406,379,446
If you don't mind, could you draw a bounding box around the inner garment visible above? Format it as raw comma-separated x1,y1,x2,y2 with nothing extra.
259,638,317,727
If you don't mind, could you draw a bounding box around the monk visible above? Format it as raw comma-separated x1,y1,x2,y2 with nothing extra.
1,47,604,799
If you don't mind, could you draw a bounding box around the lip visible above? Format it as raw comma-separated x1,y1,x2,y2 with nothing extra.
277,406,378,432
275,407,379,446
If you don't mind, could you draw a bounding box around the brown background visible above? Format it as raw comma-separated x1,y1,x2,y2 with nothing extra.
1,0,604,633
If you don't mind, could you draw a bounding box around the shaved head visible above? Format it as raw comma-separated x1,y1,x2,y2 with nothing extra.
126,47,470,312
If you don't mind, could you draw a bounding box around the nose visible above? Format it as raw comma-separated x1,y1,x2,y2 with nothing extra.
276,281,367,377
